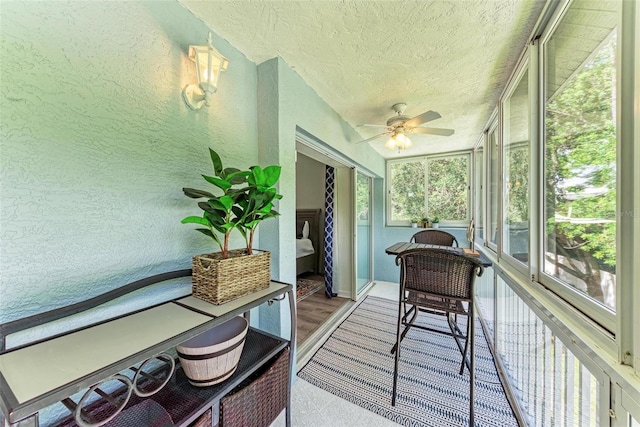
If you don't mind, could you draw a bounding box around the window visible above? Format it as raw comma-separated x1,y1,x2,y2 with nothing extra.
475,142,484,241
426,156,469,222
542,0,620,313
503,68,530,265
387,153,470,225
388,158,425,222
487,124,499,247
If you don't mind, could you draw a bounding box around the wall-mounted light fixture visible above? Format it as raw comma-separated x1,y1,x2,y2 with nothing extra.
182,32,229,110
384,128,412,152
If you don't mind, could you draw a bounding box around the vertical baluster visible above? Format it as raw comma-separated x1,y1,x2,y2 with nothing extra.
553,337,563,426
543,322,552,426
532,305,540,426
566,350,575,426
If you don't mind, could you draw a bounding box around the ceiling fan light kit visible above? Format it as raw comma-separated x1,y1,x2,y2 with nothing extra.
385,128,412,152
355,103,455,152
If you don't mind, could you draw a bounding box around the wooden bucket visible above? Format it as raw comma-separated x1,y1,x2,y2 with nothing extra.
177,317,248,387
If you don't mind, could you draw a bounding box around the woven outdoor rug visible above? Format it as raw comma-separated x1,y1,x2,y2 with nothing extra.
296,278,324,302
298,296,517,427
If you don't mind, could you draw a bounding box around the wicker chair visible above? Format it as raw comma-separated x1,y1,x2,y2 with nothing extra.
410,229,459,247
391,248,484,426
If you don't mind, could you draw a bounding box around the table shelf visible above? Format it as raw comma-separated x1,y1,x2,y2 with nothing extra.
50,328,288,427
0,274,295,427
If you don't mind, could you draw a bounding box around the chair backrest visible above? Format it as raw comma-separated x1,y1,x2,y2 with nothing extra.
410,229,459,247
395,248,484,301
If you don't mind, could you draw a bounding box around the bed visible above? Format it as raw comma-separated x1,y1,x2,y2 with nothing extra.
296,209,322,276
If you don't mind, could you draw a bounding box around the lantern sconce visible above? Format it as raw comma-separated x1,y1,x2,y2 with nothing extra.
183,32,229,110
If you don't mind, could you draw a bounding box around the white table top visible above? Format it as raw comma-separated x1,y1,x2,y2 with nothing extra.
0,303,211,404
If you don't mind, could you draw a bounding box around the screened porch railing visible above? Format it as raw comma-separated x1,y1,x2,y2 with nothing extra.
475,267,602,426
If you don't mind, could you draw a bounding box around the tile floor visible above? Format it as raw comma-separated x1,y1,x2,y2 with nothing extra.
271,281,401,426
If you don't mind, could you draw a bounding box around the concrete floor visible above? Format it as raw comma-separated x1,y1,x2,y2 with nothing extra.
271,281,401,427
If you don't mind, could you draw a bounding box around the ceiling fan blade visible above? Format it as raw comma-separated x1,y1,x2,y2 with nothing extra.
410,127,455,136
354,131,392,144
404,110,441,127
357,124,391,128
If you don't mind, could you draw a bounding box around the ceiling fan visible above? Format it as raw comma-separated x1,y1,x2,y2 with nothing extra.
355,103,455,152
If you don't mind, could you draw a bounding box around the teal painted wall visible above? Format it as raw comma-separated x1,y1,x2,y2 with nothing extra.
0,1,260,323
0,3,390,419
0,2,386,339
256,57,385,338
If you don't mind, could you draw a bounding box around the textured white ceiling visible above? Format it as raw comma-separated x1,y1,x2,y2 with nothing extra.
181,0,546,159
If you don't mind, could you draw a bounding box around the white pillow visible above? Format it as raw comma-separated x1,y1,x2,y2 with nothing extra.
302,221,310,239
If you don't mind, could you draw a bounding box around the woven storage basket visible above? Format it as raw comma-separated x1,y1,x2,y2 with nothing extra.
220,348,290,427
190,409,212,427
192,249,270,305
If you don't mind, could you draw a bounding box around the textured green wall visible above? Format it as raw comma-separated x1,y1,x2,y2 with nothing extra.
0,1,385,342
0,1,259,323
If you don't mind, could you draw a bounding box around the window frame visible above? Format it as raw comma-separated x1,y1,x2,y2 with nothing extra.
536,0,620,332
500,58,531,277
386,151,472,227
473,134,486,247
485,119,500,253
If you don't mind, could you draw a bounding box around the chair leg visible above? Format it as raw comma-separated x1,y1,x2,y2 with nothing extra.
459,312,471,375
391,303,417,354
392,297,403,406
469,305,475,427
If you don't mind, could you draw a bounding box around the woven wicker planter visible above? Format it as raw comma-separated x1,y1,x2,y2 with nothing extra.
177,316,248,387
192,249,271,305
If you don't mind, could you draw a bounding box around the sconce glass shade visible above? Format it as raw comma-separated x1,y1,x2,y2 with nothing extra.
183,32,229,110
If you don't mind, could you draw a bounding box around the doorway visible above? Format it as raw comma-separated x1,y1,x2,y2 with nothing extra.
294,147,350,349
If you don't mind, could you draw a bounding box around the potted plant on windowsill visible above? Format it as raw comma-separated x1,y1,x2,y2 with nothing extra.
420,217,430,228
182,148,282,305
431,216,441,229
410,218,419,228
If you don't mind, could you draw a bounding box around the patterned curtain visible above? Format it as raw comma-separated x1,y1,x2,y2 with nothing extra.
323,166,337,297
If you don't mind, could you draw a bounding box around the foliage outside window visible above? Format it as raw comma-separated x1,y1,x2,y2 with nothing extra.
356,172,370,222
503,69,530,265
543,2,619,311
389,159,425,222
388,154,469,225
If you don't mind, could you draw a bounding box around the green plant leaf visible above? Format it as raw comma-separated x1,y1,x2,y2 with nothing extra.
195,228,215,239
209,149,223,176
224,168,250,185
181,215,211,226
263,165,281,186
251,166,266,186
259,202,273,214
235,225,247,238
183,188,215,199
219,195,234,211
202,175,232,191
199,201,225,214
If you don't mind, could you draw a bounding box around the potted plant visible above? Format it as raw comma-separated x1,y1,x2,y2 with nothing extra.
421,217,430,228
410,218,419,228
181,148,282,305
431,216,441,229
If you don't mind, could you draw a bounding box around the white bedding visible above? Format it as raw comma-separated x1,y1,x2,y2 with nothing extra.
296,238,315,258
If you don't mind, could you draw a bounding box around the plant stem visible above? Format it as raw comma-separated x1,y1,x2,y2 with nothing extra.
223,232,229,259
248,229,255,255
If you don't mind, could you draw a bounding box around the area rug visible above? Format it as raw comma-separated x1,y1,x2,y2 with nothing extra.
298,296,517,427
296,278,324,302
